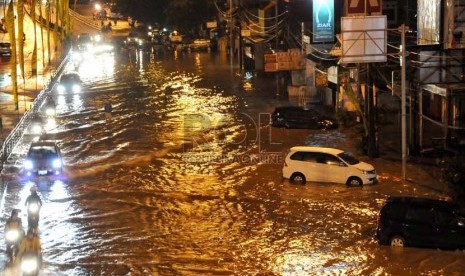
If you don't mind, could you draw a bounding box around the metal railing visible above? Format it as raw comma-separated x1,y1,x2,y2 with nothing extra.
68,9,100,31
0,52,71,171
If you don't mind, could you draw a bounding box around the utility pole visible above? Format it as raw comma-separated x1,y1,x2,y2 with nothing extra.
400,24,407,181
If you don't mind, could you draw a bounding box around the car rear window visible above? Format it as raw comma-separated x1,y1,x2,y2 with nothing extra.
405,206,435,225
290,151,305,161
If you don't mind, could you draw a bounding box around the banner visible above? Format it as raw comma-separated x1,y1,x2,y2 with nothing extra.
313,0,334,43
5,0,18,110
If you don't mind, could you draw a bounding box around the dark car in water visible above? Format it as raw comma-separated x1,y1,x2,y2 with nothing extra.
24,141,63,177
376,196,465,249
0,41,11,57
56,72,82,93
271,106,338,129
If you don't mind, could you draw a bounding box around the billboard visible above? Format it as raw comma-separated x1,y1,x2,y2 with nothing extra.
313,0,334,43
417,0,440,45
341,16,387,63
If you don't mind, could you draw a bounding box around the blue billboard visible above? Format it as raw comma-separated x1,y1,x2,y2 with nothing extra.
313,0,334,43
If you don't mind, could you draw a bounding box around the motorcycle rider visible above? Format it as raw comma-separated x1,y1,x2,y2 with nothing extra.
4,209,25,259
17,228,42,272
25,186,42,229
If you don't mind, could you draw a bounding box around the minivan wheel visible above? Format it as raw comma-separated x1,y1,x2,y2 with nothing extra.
346,177,363,187
389,235,406,247
290,173,306,185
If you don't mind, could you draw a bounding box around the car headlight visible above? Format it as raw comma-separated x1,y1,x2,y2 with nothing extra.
360,169,374,175
57,84,65,93
52,158,62,169
6,229,20,242
21,256,39,274
45,107,56,116
72,84,81,93
72,52,81,60
25,159,33,170
31,124,42,134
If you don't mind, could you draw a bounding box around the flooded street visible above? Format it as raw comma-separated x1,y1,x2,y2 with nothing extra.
1,48,464,275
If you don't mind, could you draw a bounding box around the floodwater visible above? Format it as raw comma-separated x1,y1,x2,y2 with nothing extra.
1,47,464,275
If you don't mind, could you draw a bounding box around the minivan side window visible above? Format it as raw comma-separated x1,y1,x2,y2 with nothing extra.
434,209,456,226
405,206,435,224
303,152,319,162
323,154,342,166
289,151,320,162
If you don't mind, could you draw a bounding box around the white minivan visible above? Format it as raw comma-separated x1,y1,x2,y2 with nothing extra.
283,146,377,186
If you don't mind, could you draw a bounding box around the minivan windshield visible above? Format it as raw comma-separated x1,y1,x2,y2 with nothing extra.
337,152,360,165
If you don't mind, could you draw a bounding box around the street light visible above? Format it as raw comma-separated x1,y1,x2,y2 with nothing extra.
94,3,101,11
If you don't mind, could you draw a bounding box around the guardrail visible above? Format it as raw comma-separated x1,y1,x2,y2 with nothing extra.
0,51,71,171
69,8,100,31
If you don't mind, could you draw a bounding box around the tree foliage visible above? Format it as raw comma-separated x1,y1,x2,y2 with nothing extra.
439,156,465,203
113,0,168,24
113,0,216,32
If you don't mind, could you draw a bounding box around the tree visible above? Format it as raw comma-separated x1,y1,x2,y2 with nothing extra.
165,0,215,33
113,0,216,33
113,0,168,24
439,156,465,203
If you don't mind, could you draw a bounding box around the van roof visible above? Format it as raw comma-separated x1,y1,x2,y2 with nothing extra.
31,140,56,146
289,146,344,155
386,196,460,209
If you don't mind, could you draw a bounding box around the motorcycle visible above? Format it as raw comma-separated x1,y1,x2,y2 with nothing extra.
27,202,41,229
5,227,23,262
44,102,56,118
20,251,41,276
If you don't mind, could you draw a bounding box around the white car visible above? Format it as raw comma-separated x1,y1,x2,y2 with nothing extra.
169,32,182,43
283,146,377,186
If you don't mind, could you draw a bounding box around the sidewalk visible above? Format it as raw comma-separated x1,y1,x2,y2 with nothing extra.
0,9,62,143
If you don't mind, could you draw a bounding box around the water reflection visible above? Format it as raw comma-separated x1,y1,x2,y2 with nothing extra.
0,50,461,275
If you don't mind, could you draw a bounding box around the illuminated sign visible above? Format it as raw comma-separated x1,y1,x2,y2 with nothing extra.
313,0,334,43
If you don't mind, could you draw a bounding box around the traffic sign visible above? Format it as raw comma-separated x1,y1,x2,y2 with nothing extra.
346,0,382,15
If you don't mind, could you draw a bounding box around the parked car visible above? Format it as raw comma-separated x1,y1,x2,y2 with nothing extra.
188,38,211,51
125,31,150,49
282,146,377,186
271,106,338,129
376,196,465,249
169,31,182,43
24,141,63,177
0,41,11,57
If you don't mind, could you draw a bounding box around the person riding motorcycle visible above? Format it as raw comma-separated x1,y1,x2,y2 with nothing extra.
17,228,42,275
4,209,25,260
44,97,56,117
25,186,42,229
